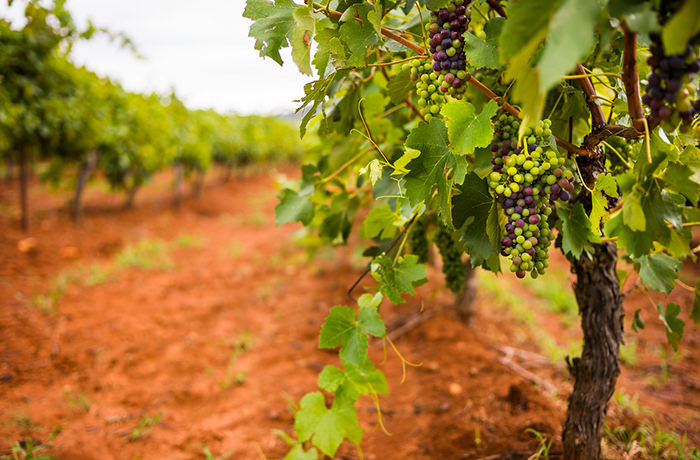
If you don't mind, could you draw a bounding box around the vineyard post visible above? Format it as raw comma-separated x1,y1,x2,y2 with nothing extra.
18,145,29,233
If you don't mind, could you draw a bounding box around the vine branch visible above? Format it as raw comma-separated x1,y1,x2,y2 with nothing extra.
622,24,647,133
576,63,606,128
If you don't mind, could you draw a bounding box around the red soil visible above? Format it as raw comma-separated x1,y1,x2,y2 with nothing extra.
0,170,698,460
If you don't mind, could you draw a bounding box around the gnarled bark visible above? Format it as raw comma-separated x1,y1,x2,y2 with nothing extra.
563,241,624,460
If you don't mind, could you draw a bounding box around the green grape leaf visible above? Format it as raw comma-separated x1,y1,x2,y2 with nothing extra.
344,358,388,396
558,202,599,258
441,100,499,156
294,392,362,457
499,0,559,61
371,254,427,304
538,0,599,92
662,0,700,55
462,18,503,70
338,20,379,67
635,253,682,295
244,0,298,65
622,184,647,232
404,120,457,224
362,204,400,240
284,444,319,460
664,161,700,206
504,29,547,132
318,306,367,366
388,69,413,105
691,279,700,326
318,365,345,393
291,5,315,75
358,304,386,338
452,173,499,267
589,173,617,232
313,19,337,78
276,188,314,226
657,302,685,351
296,71,348,137
632,309,645,333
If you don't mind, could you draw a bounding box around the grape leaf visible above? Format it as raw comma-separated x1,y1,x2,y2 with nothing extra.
538,0,599,92
404,120,457,224
657,302,685,351
462,18,503,70
371,254,427,304
691,279,700,326
244,0,298,65
441,100,498,156
664,161,700,206
343,358,388,396
313,19,337,78
284,444,319,460
504,29,547,132
338,20,379,67
632,309,645,333
295,71,348,137
499,0,559,62
276,188,314,226
318,365,345,393
387,69,413,105
452,173,499,267
294,391,362,457
662,0,700,55
635,253,682,295
622,184,646,232
362,204,400,240
558,202,599,258
291,5,315,75
318,302,385,365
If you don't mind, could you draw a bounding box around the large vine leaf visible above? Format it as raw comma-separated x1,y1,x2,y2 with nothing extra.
557,202,599,258
244,0,298,65
291,5,315,75
635,253,682,295
441,100,498,157
452,173,499,270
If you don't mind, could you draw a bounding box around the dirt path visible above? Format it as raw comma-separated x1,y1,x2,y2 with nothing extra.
1,171,698,460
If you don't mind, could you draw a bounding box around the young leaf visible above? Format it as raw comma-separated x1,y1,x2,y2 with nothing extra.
294,392,362,457
657,303,685,351
319,306,368,366
284,444,319,460
318,365,346,393
362,204,400,240
635,253,682,295
371,254,427,304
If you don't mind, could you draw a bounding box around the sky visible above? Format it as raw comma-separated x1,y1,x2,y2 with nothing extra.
1,0,315,115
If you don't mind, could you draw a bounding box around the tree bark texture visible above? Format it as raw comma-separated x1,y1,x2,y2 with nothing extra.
562,241,624,460
19,146,29,233
71,151,98,222
453,261,477,326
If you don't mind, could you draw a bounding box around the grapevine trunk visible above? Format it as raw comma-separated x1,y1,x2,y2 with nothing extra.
71,150,98,222
563,241,624,460
453,261,476,325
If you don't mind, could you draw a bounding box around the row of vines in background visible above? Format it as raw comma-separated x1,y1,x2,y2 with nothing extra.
0,1,305,230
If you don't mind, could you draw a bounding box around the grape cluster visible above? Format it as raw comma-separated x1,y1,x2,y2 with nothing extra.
409,60,448,121
408,216,430,263
487,115,575,279
407,0,471,121
642,34,700,126
434,225,466,294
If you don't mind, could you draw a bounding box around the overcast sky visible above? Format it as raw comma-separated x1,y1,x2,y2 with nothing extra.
2,0,315,115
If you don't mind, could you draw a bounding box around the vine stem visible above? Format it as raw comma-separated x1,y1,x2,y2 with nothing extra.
621,23,659,133
486,0,507,18
366,55,426,67
576,63,606,128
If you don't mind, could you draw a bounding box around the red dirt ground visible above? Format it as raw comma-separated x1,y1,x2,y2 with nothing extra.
1,170,698,460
